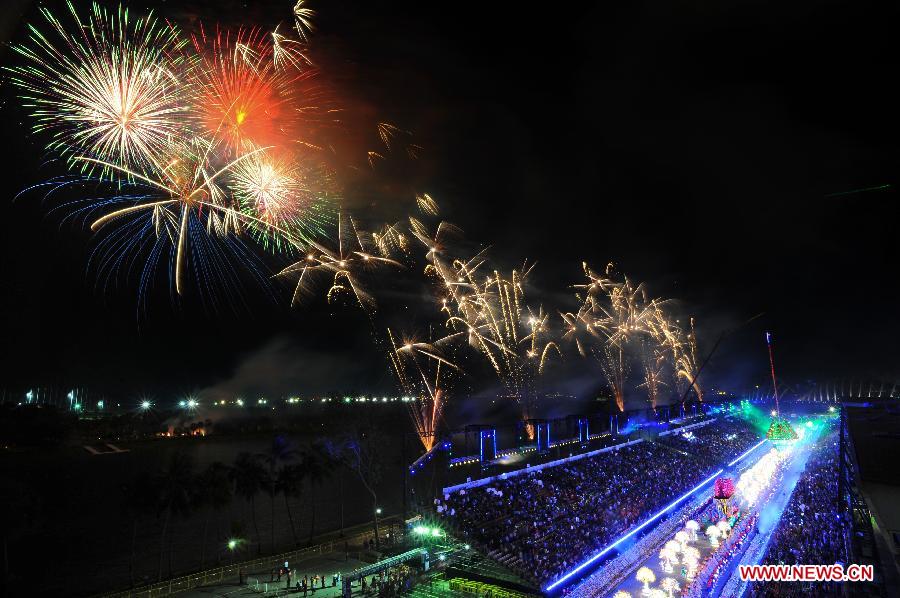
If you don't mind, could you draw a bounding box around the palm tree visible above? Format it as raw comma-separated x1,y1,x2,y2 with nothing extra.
230,452,266,555
302,441,334,544
276,463,306,546
122,472,157,587
194,462,232,570
155,452,195,582
341,429,383,549
260,435,298,552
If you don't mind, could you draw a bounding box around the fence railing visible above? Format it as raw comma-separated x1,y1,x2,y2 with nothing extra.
100,518,401,598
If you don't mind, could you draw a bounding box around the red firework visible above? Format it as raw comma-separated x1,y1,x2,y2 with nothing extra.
191,26,324,157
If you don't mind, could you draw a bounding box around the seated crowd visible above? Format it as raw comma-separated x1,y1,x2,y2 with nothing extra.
657,416,760,466
436,441,713,587
749,431,849,598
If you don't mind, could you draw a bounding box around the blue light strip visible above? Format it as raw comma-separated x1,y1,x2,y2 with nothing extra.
544,467,724,592
727,438,768,467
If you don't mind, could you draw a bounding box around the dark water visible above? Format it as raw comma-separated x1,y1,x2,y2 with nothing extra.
1,434,407,597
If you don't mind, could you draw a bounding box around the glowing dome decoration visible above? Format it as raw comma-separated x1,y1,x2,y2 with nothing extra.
683,546,700,562
706,524,721,547
660,577,680,598
682,547,700,580
685,520,699,541
716,519,731,538
659,547,677,573
636,567,656,595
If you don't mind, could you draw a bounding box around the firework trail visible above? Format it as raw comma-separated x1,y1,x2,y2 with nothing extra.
647,304,704,402
564,263,654,411
293,0,316,41
561,263,705,412
385,328,462,451
638,336,667,410
436,256,561,426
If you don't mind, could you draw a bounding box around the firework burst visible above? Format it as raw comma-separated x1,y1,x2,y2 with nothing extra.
9,2,338,303
276,213,402,312
8,1,191,173
191,26,320,156
231,151,336,252
292,0,316,41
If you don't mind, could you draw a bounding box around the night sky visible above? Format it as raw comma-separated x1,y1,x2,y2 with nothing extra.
1,0,897,403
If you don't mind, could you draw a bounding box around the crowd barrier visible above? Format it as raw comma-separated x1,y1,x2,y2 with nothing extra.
447,577,532,598
99,519,400,598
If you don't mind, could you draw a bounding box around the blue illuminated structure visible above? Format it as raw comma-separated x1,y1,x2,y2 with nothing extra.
409,441,451,475
544,467,725,593
531,420,550,452
578,418,589,443
727,438,768,467
545,434,770,593
480,429,497,464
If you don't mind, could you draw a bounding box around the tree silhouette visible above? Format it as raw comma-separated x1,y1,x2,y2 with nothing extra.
122,472,156,587
230,452,266,555
301,440,334,544
259,435,298,552
194,462,232,570
340,427,384,549
276,463,306,546
154,452,194,581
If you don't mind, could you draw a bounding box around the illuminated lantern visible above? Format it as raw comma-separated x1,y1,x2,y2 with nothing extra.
660,577,680,598
706,525,721,547
636,567,656,595
713,477,735,517
717,519,731,538
685,520,699,541
659,547,677,573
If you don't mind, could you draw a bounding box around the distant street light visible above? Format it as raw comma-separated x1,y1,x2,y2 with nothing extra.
140,400,152,410
227,538,240,565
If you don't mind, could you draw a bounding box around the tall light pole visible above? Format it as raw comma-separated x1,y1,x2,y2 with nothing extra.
765,332,780,416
